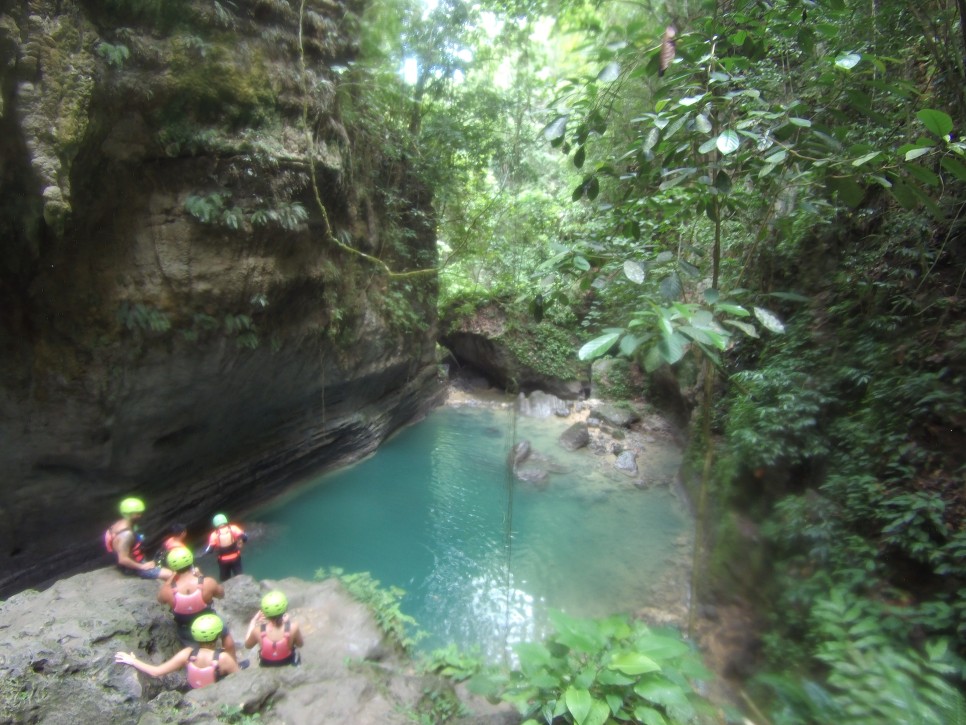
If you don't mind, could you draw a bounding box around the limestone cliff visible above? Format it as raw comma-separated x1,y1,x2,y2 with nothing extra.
0,0,442,595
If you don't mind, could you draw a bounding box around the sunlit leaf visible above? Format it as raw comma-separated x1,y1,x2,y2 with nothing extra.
659,331,689,364
698,138,718,154
695,114,713,134
904,146,933,161
789,117,812,127
543,116,568,141
578,332,621,361
716,129,740,155
609,652,661,675
724,319,758,337
634,705,668,725
851,151,881,166
715,302,750,317
834,53,861,69
565,687,592,723
597,62,620,82
753,307,785,333
624,260,646,283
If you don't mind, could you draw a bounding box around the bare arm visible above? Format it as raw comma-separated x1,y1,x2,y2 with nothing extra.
244,611,264,649
291,622,304,649
114,530,151,571
115,647,191,678
204,578,224,600
218,650,240,676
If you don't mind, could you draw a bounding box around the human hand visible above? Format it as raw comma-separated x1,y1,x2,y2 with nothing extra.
115,651,137,666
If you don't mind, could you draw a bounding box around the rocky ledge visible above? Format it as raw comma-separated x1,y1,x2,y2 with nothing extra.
0,568,516,725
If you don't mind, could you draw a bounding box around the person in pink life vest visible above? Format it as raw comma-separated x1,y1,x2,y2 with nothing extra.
104,497,172,581
200,513,248,582
115,613,239,689
156,547,238,658
244,590,303,667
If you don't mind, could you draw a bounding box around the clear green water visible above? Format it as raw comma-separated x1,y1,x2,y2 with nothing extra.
244,405,688,660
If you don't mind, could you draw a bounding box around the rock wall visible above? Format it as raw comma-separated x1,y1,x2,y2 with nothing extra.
0,0,442,595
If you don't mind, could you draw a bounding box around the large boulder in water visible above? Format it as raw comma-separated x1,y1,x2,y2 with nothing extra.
0,568,516,724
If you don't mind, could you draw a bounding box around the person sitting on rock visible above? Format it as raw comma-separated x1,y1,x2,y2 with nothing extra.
244,590,303,667
200,513,248,582
115,613,239,689
157,547,237,657
104,497,172,580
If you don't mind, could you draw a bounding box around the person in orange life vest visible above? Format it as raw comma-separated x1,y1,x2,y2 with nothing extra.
105,497,172,580
157,547,237,657
115,613,238,689
202,513,248,582
244,590,303,667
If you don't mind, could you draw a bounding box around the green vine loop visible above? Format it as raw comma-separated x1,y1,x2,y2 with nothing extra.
297,0,436,279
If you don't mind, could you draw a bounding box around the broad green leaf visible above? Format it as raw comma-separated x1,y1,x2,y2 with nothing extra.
543,116,567,141
578,332,621,361
716,129,740,155
917,108,953,137
634,705,668,725
888,179,918,209
585,700,610,725
565,687,592,723
659,273,682,300
634,678,688,707
904,146,933,161
643,345,664,373
608,651,661,675
679,94,705,106
636,633,692,659
834,53,861,69
573,146,585,169
852,151,881,166
624,260,646,283
658,331,689,365
695,114,713,134
618,333,643,357
643,127,660,152
941,156,966,181
573,255,590,271
698,137,718,154
724,319,759,338
597,62,620,82
765,149,787,164
904,162,940,187
715,303,750,317
586,176,600,201
827,176,865,207
753,307,785,333
702,288,720,304
759,162,777,178
789,116,812,127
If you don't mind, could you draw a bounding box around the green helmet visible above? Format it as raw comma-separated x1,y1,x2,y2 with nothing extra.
212,513,228,527
261,590,288,618
190,613,223,643
166,546,194,572
119,497,145,516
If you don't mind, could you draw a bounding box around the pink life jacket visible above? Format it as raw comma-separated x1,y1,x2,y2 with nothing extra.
171,575,207,616
259,620,294,662
186,647,221,689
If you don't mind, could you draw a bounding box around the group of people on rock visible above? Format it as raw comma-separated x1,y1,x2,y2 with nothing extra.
107,497,304,689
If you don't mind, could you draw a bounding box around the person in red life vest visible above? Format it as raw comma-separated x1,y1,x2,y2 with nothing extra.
202,513,248,582
157,547,237,657
244,590,303,667
115,613,239,689
104,497,172,580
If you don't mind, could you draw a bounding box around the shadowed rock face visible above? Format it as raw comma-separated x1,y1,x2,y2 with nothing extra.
0,569,517,724
0,0,441,595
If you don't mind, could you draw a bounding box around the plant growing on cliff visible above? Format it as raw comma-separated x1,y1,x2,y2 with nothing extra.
95,41,130,68
315,567,425,651
471,610,716,725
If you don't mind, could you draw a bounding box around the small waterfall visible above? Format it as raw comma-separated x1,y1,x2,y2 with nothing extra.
516,390,571,418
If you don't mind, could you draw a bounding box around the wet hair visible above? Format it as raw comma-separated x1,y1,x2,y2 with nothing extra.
169,522,187,536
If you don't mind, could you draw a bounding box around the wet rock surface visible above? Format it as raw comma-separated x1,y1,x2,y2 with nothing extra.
0,568,516,725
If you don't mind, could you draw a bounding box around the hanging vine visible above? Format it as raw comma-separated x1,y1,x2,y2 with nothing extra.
297,0,436,280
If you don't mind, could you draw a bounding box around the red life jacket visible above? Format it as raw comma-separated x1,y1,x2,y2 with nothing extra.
186,647,222,689
105,524,144,562
259,620,294,662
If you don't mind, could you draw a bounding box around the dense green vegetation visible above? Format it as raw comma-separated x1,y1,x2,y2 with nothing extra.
377,0,966,721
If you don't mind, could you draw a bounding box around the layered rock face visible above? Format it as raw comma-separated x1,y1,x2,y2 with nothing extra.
0,0,442,595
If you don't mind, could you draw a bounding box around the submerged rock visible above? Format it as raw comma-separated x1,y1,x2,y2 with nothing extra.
558,422,590,451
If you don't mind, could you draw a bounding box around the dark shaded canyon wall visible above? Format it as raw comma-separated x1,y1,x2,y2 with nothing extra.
0,0,442,595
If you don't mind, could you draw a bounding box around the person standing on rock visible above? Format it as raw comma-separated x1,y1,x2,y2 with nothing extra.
244,590,303,667
105,497,172,580
201,513,248,582
157,547,237,658
115,613,239,689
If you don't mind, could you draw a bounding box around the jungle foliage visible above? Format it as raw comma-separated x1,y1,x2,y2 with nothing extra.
393,0,966,721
